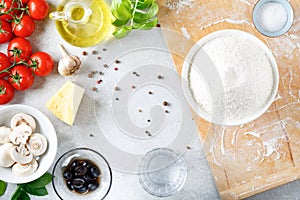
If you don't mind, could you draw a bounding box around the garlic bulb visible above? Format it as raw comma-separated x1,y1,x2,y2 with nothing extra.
58,44,82,76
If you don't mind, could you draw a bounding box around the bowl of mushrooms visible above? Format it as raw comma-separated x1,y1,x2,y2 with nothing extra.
0,104,57,183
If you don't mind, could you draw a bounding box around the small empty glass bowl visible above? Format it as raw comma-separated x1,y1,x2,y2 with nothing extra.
139,148,187,197
52,148,112,200
252,0,293,37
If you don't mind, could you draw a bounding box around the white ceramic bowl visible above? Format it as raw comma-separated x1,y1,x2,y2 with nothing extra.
0,104,57,183
181,29,279,126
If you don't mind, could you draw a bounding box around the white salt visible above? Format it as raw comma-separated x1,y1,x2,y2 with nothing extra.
257,2,288,33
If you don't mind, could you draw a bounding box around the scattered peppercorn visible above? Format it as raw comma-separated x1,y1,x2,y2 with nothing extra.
82,51,88,56
114,86,120,91
88,73,93,78
148,91,153,95
92,50,97,55
99,71,104,75
165,110,169,113
133,71,137,75
115,60,121,64
97,56,101,60
114,67,118,71
147,119,151,123
145,130,149,134
96,80,102,84
103,64,108,68
92,87,97,92
90,134,94,137
186,146,191,150
147,133,152,137
103,48,107,51
132,85,136,89
157,75,163,79
115,97,119,101
163,101,168,106
156,24,161,28
138,109,142,112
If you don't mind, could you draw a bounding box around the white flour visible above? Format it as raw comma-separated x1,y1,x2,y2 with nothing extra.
188,34,274,123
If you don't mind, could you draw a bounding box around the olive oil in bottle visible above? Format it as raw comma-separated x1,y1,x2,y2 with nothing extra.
52,0,112,47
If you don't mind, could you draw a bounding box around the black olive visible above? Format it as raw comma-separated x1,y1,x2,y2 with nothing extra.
67,181,74,191
72,178,86,189
89,166,101,178
83,175,96,182
75,186,88,194
82,160,90,167
87,182,99,191
71,160,79,169
63,171,73,180
74,166,88,176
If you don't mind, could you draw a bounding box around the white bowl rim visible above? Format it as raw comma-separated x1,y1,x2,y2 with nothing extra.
0,104,58,183
181,29,279,126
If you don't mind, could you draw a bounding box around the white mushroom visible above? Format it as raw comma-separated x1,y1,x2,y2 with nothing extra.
10,144,33,164
12,159,38,177
27,133,48,156
10,124,32,145
0,143,15,167
10,113,36,132
0,126,12,144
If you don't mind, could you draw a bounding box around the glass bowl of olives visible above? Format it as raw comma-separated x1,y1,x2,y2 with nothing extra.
52,148,112,200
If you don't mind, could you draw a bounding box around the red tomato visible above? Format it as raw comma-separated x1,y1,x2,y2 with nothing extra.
21,0,29,5
0,0,18,21
9,65,34,91
0,52,11,78
28,52,54,76
7,38,32,62
12,14,35,38
27,0,49,20
0,19,12,44
0,79,14,104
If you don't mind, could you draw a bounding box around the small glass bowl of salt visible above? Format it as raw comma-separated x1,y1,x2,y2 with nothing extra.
252,0,293,37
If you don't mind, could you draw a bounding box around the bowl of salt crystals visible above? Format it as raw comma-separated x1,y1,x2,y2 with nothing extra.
182,29,279,126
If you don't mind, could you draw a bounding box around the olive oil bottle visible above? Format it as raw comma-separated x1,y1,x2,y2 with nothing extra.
51,0,112,47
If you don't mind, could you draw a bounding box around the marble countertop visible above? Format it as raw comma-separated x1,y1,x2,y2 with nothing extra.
0,0,300,199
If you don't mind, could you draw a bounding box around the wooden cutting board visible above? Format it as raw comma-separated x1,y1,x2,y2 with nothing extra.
157,0,300,199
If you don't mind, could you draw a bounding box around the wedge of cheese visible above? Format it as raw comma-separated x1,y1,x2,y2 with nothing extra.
46,81,85,125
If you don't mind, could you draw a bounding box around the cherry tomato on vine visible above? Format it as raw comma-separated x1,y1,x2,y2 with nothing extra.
27,0,49,20
9,65,34,91
7,37,32,62
0,79,14,104
0,19,12,44
12,14,35,38
0,0,18,21
0,52,11,78
21,0,29,5
28,52,54,76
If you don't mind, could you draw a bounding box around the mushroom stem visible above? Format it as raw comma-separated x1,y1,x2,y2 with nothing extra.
58,44,69,57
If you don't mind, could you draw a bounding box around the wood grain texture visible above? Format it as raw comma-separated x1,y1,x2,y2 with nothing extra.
157,0,300,199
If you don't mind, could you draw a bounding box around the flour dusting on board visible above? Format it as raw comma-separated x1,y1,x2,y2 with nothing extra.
163,0,194,14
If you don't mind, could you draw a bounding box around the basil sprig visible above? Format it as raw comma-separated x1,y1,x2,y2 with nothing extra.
111,0,159,39
0,172,53,200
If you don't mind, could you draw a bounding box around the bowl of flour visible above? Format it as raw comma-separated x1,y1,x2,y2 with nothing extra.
182,29,279,126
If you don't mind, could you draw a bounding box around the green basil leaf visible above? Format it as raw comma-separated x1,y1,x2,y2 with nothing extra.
133,18,158,30
136,0,154,9
11,188,30,200
0,180,7,196
133,1,159,23
25,173,52,189
111,0,132,21
113,26,133,39
22,185,48,196
112,18,130,26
